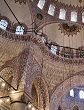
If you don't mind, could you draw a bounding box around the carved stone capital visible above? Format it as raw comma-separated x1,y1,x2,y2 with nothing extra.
9,91,32,105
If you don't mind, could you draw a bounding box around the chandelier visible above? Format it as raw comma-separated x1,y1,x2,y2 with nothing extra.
15,0,26,4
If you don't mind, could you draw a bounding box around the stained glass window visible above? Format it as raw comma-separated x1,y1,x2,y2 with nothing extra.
48,4,55,16
70,89,74,97
79,90,84,99
15,26,24,35
71,11,77,22
0,20,8,30
59,9,66,20
37,0,45,9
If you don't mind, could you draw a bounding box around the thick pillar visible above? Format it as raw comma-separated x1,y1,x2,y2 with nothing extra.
10,101,27,110
10,92,28,110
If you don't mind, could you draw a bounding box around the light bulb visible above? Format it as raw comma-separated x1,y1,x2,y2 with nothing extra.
32,107,35,110
8,88,10,91
0,99,3,103
6,98,10,102
1,82,5,87
28,103,32,108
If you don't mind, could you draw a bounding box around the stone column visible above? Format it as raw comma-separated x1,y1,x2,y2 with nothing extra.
10,101,27,110
10,92,28,110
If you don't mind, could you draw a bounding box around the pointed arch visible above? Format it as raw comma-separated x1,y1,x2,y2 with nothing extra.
50,73,84,110
31,77,49,110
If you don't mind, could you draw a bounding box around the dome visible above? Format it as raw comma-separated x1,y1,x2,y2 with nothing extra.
0,1,84,110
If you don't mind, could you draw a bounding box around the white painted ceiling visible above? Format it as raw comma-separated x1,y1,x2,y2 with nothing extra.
0,0,32,26
43,23,84,48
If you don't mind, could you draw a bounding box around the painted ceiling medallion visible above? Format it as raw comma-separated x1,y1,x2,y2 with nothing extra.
59,23,81,36
14,0,26,4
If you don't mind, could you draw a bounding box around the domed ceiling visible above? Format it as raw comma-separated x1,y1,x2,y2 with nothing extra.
31,0,84,49
0,0,32,66
0,0,32,26
0,2,84,109
43,23,84,49
0,0,84,53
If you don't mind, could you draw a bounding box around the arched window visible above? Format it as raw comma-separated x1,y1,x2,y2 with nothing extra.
59,9,66,20
0,19,8,30
82,12,84,23
37,0,45,10
51,45,58,55
15,25,24,35
71,11,77,22
79,90,84,99
48,4,55,16
70,89,74,97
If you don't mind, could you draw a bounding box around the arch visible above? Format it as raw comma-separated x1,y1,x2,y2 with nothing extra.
0,67,15,91
0,67,14,81
0,48,30,91
31,77,49,110
15,48,30,90
31,83,38,107
50,74,84,110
